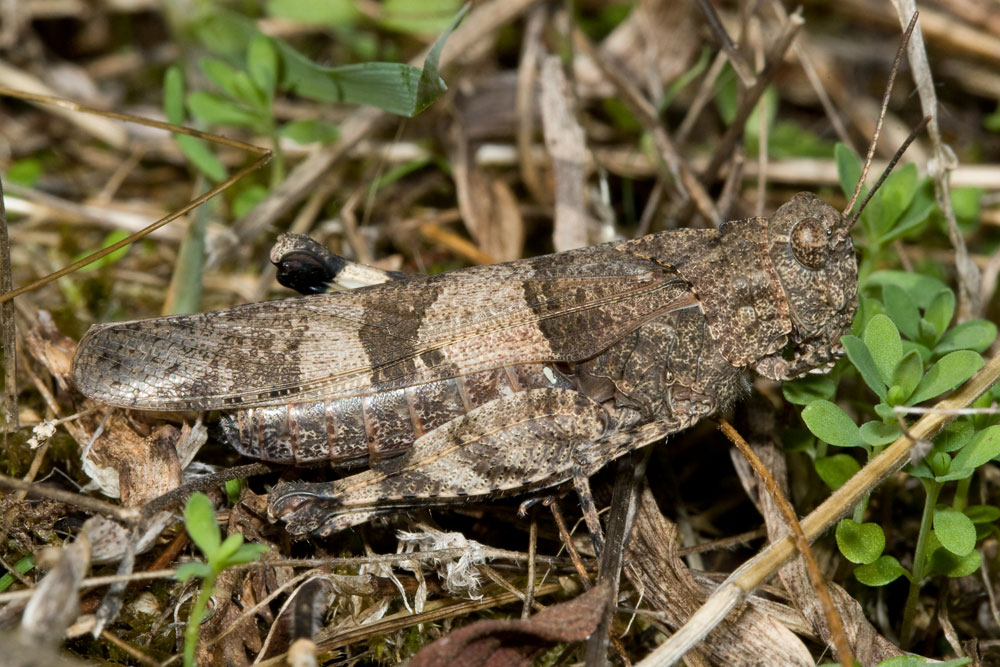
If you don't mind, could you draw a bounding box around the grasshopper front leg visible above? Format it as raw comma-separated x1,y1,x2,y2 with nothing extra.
269,388,616,536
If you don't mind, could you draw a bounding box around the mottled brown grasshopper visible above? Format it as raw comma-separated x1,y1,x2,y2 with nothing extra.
71,192,860,536
71,27,925,539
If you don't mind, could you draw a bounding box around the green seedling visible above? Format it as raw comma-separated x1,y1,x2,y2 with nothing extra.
176,493,268,667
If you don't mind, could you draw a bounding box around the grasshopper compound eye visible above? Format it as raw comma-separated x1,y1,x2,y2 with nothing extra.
790,217,830,270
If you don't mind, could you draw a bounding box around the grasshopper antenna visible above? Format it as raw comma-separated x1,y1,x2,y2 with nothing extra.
841,11,919,222
847,114,931,229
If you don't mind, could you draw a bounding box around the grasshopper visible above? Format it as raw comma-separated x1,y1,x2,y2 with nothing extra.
70,24,925,540
72,191,863,536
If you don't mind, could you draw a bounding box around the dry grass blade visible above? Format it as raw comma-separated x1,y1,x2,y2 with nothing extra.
719,418,854,667
0,173,15,433
541,56,591,252
890,0,983,320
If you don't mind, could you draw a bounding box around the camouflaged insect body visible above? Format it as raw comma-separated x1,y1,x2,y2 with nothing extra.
72,192,857,535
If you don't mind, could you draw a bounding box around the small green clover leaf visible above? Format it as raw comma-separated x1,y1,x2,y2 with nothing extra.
163,67,227,182
854,555,909,586
949,425,1000,475
802,400,865,448
864,315,903,387
965,505,1000,524
889,350,923,405
926,546,981,579
836,519,885,564
933,506,977,556
908,350,984,405
933,420,974,453
859,421,900,447
814,454,861,490
863,271,949,310
782,375,837,406
842,334,887,400
934,320,997,355
923,289,955,343
882,284,920,340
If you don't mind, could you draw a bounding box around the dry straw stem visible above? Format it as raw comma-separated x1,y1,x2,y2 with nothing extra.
718,418,853,667
890,0,981,321
639,352,1000,667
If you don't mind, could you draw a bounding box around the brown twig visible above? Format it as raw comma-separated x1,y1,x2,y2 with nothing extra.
718,418,854,667
547,498,593,589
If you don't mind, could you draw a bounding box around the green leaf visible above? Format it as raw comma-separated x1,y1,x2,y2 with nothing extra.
164,66,186,125
883,181,935,244
279,118,340,144
0,555,36,594
836,143,862,206
214,533,245,565
859,421,901,446
927,545,981,578
923,289,955,343
874,402,897,422
854,555,908,586
864,315,902,387
268,0,361,26
836,519,885,564
782,375,837,406
863,271,949,309
184,493,221,558
280,4,466,116
5,158,43,187
935,320,998,355
882,284,920,340
965,504,1000,524
901,339,931,365
188,91,262,128
908,350,984,405
802,400,865,448
852,296,885,337
890,350,923,404
814,454,861,490
76,230,132,272
226,543,270,565
934,506,977,555
951,425,1000,472
232,184,269,219
232,70,268,111
377,0,463,35
174,134,227,182
192,6,465,117
933,420,974,453
199,58,243,101
842,335,887,400
224,479,242,505
864,163,917,241
175,561,214,582
878,657,972,667
247,35,279,102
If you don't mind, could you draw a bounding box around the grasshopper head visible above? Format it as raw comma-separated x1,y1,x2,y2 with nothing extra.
758,192,858,380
